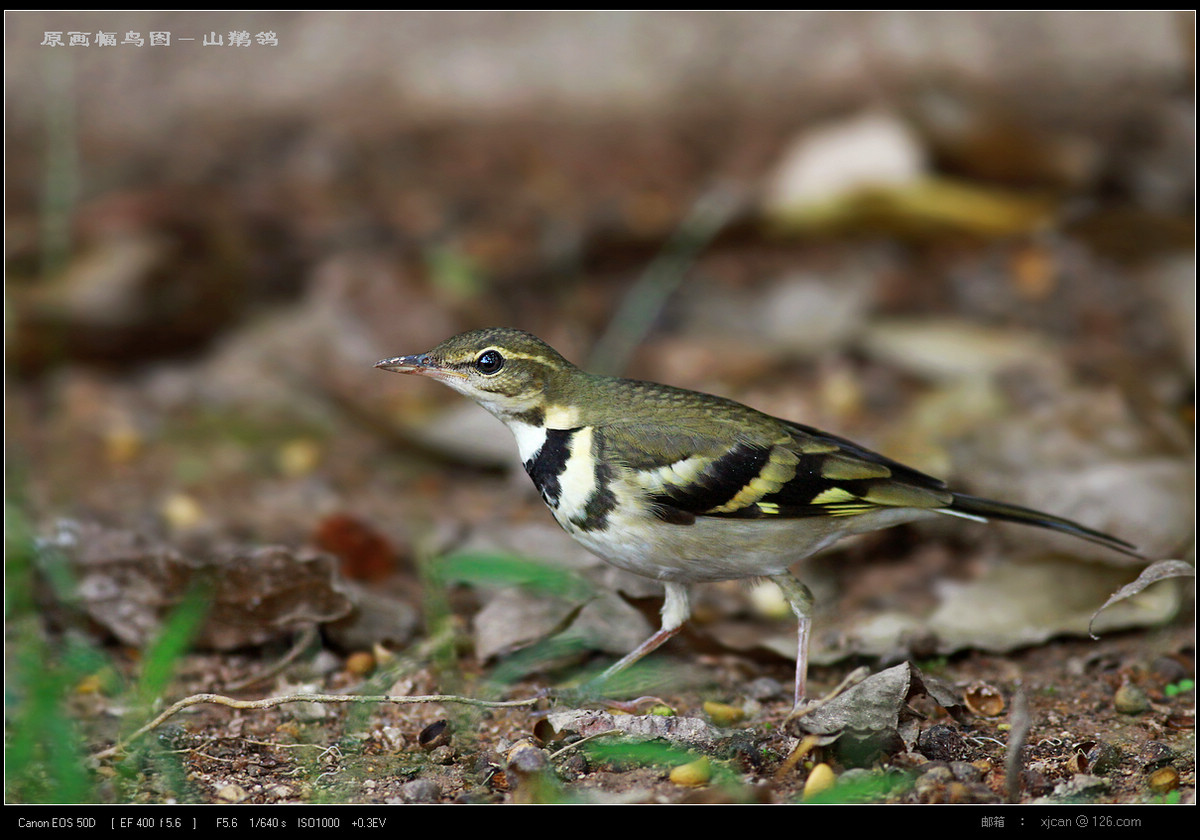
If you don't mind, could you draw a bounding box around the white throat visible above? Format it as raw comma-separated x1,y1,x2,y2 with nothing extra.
507,420,549,464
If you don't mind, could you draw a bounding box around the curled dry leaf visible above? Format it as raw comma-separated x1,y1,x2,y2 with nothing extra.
313,513,398,583
532,717,560,747
42,520,353,650
1089,559,1195,637
1083,741,1122,776
964,681,1006,717
787,663,966,759
418,719,452,751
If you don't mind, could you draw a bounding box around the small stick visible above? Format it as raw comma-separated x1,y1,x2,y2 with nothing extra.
94,691,541,760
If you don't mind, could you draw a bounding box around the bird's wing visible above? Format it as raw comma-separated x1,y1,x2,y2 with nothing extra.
598,416,952,524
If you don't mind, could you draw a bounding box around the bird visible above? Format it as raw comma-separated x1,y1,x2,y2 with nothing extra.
376,327,1140,708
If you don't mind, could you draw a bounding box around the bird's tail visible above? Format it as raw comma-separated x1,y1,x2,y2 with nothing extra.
946,492,1144,559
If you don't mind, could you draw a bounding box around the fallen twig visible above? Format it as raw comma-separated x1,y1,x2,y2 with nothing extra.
222,626,320,692
547,728,623,761
94,691,541,760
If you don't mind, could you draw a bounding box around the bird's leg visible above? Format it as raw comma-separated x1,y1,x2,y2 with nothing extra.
768,571,815,708
590,582,690,693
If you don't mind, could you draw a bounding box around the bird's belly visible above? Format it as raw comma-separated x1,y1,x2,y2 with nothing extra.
553,504,931,584
521,424,934,584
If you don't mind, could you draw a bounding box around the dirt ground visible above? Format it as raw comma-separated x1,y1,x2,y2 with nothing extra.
58,603,1196,805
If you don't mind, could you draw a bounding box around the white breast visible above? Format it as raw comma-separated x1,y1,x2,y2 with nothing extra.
553,426,599,522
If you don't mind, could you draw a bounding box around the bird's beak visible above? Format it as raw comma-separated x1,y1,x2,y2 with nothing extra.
374,354,466,379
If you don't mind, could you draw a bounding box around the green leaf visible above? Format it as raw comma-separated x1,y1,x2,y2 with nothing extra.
132,585,211,710
436,553,594,600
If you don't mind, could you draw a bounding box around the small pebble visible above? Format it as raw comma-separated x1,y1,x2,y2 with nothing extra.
285,700,327,722
744,677,786,701
559,752,589,780
838,768,875,787
378,725,405,751
429,745,455,765
506,740,550,776
216,783,248,803
1113,682,1150,714
397,779,442,803
1085,741,1122,775
949,761,983,783
1150,655,1188,684
1052,774,1110,799
1139,741,1177,771
916,763,955,795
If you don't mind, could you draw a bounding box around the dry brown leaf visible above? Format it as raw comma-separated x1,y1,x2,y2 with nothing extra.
43,520,354,650
1089,559,1195,637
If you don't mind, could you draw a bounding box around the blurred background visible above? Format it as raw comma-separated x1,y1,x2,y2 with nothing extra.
5,11,1194,804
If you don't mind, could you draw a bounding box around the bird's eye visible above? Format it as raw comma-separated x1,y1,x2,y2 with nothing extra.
474,349,505,375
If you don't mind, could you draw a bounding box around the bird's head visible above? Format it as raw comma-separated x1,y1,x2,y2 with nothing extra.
376,328,579,423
